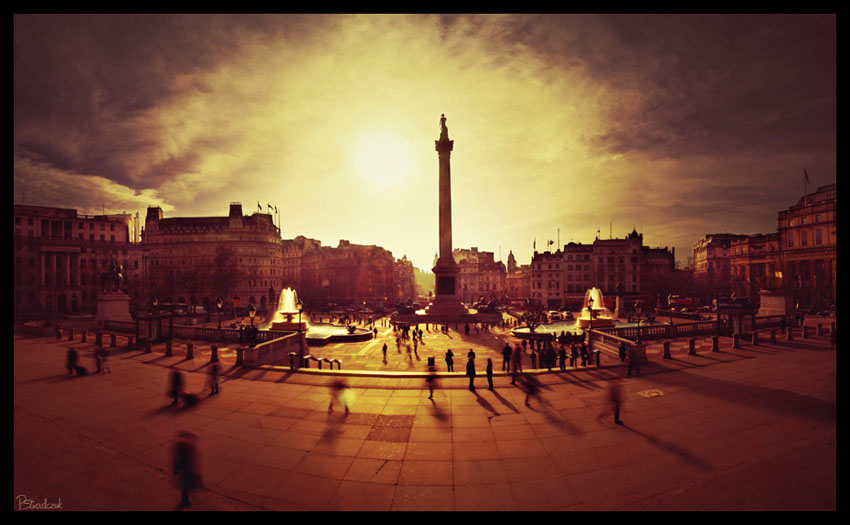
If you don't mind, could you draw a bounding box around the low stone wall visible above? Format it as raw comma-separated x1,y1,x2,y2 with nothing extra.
242,332,307,368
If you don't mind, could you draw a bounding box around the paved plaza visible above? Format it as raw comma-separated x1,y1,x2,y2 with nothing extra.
14,323,836,511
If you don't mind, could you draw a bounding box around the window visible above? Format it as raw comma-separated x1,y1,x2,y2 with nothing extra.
816,229,822,245
801,231,808,246
788,235,794,248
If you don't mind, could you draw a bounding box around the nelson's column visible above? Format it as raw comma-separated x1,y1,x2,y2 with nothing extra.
424,114,475,319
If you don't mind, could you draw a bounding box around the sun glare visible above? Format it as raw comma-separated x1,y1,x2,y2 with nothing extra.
351,130,414,189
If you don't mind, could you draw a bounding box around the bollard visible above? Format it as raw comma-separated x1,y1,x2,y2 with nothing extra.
663,341,671,359
786,327,794,341
96,331,102,346
210,345,219,363
688,337,696,355
303,355,311,368
165,340,173,356
711,335,719,352
81,330,87,343
68,328,74,341
770,330,776,343
752,331,759,346
110,334,116,348
145,338,152,353
732,334,740,349
596,351,601,367
334,359,342,370
803,326,811,339
235,347,243,366
317,357,324,369
186,343,194,359
817,324,824,336
127,335,135,348
289,352,297,370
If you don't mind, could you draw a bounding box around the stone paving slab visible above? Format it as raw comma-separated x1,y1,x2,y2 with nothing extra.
13,327,836,511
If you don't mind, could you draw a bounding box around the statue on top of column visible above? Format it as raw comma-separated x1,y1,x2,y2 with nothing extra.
440,114,449,140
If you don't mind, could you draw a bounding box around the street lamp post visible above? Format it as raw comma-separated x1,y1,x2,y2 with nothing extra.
587,296,594,332
248,304,256,347
635,301,643,345
216,297,223,329
297,300,303,333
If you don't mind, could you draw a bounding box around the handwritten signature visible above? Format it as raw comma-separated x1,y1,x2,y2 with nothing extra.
15,495,63,511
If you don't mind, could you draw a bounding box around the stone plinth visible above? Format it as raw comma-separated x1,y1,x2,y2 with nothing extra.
758,289,796,323
96,292,132,323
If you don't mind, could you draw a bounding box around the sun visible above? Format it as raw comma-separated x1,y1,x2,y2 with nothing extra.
351,129,414,189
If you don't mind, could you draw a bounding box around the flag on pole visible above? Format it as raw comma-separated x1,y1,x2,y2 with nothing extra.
548,240,554,246
257,201,262,212
804,168,810,185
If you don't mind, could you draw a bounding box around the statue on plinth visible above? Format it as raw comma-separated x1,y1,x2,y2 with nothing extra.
100,260,124,293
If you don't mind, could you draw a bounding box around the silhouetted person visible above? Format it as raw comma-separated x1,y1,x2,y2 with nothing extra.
558,346,567,371
382,342,388,360
570,344,578,367
510,345,523,384
467,348,476,361
208,362,220,396
94,347,104,374
172,432,201,508
618,341,627,363
328,379,350,413
168,370,184,405
55,325,62,340
546,347,555,372
98,347,111,374
530,350,537,369
580,343,588,366
66,348,78,375
426,365,438,399
502,343,512,371
445,349,454,372
627,347,640,376
466,358,476,391
486,358,494,390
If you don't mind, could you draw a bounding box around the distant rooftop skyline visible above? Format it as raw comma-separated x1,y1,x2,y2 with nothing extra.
14,14,836,271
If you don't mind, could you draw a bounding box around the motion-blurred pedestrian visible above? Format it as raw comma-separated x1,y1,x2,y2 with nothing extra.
328,378,350,413
598,379,624,425
445,349,454,372
65,347,78,375
208,362,220,396
627,347,640,376
426,365,438,400
172,432,201,508
168,369,184,405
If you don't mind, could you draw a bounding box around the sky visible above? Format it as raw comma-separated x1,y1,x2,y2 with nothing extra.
14,14,836,271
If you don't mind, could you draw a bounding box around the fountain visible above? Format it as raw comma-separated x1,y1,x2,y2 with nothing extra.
575,287,616,329
270,288,308,332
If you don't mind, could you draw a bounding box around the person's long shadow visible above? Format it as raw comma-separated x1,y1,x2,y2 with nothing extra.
622,424,714,472
472,389,499,415
489,388,520,413
429,398,451,424
142,394,207,419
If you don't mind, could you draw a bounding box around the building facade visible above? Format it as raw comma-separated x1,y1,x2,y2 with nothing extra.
13,205,145,318
692,233,748,297
142,203,283,314
527,229,675,310
726,183,836,311
452,247,507,305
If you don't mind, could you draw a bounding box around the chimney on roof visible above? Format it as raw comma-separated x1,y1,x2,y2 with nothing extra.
229,203,243,218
